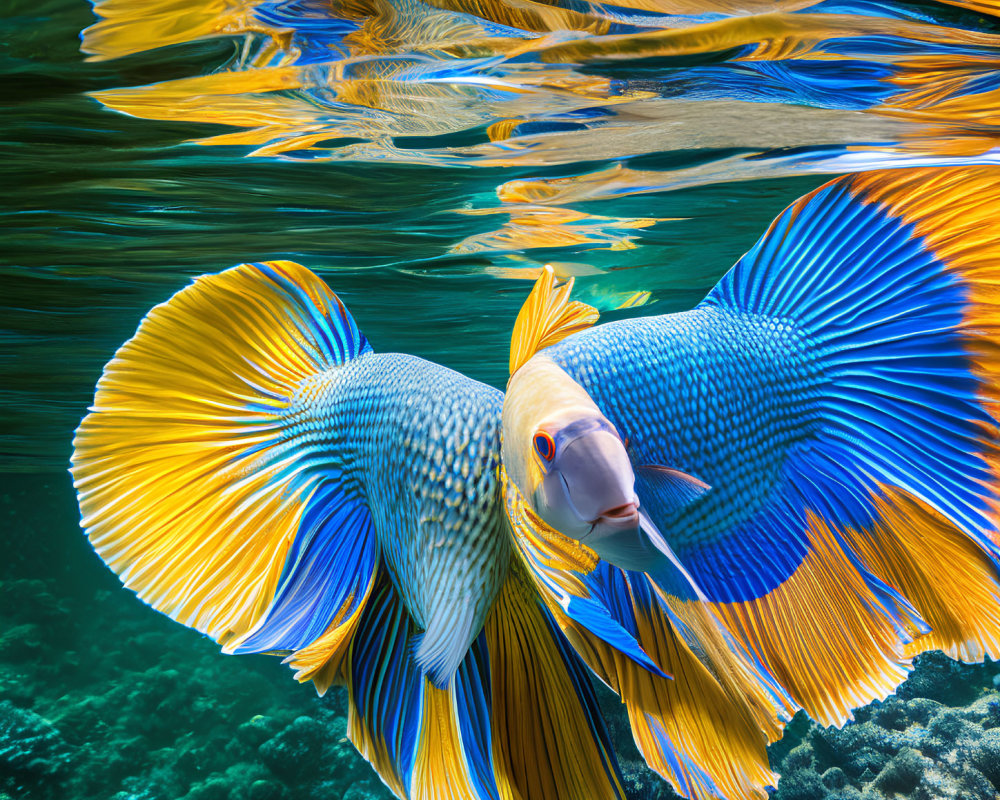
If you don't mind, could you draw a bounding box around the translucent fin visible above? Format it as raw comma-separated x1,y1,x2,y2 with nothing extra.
697,167,1000,724
413,592,477,689
346,565,624,800
72,260,375,690
634,465,711,514
509,264,599,376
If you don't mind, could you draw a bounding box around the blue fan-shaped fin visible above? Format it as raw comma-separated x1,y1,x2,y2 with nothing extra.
677,168,1000,725
230,479,376,654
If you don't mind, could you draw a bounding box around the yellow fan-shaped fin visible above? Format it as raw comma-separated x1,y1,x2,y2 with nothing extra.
486,564,625,800
509,264,599,375
72,261,377,692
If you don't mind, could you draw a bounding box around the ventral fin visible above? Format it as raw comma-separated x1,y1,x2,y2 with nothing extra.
509,264,599,375
412,592,478,689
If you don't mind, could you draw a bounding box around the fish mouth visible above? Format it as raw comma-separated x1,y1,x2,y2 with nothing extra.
590,500,640,530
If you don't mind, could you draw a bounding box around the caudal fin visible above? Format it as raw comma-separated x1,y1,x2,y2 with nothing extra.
346,563,626,800
72,260,376,692
702,166,1000,724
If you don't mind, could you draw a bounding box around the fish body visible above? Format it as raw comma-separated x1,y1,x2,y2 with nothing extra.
72,261,625,800
500,267,793,800
287,352,508,676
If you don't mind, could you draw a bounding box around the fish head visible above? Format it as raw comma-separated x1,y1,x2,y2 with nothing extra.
503,356,639,544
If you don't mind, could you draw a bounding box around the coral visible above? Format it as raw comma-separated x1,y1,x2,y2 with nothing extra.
258,716,325,781
0,573,392,800
771,652,1000,800
871,747,929,795
0,700,73,798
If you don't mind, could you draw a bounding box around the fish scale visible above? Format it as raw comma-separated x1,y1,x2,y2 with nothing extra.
546,305,824,556
286,350,508,638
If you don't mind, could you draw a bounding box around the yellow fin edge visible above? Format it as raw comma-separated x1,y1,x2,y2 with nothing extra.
509,265,599,375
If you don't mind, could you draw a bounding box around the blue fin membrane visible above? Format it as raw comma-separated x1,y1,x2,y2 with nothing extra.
230,479,376,655
671,167,1000,725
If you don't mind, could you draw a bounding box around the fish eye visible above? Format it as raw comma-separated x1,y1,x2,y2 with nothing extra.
533,431,555,462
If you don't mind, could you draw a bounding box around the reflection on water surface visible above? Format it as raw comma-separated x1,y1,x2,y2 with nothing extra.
4,1,1000,468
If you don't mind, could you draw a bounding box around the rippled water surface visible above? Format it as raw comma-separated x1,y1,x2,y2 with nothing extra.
4,1,1000,799
7,0,1000,473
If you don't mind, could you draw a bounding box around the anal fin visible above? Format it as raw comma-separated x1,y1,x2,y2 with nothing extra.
346,565,625,800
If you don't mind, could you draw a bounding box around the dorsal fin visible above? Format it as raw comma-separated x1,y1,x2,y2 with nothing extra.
509,265,599,375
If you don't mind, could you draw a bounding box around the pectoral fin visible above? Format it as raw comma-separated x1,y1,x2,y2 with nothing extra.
579,522,661,574
635,465,711,511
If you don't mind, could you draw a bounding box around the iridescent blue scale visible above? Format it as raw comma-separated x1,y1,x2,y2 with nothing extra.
548,307,823,592
286,352,508,638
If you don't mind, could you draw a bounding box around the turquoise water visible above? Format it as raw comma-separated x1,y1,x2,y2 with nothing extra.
5,1,1000,799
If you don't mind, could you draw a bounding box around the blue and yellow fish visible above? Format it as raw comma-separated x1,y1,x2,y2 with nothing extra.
502,166,1000,797
72,166,1000,800
70,260,628,800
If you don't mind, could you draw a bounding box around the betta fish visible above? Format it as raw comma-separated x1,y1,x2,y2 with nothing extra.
70,260,632,800
502,167,1000,798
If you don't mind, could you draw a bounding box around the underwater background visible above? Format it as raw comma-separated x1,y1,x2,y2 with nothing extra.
6,0,1000,798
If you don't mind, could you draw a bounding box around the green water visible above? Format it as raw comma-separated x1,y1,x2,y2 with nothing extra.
8,1,1000,799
